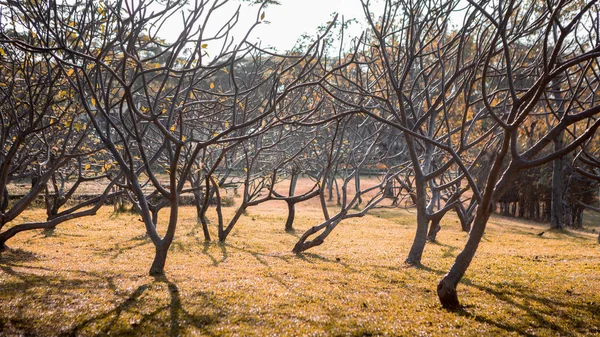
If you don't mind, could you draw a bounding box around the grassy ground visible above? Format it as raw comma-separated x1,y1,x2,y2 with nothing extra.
1,198,599,336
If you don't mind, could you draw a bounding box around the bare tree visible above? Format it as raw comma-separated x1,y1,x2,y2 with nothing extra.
2,0,341,275
0,40,117,249
436,0,600,308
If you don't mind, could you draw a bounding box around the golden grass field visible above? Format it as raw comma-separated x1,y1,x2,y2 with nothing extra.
1,186,600,336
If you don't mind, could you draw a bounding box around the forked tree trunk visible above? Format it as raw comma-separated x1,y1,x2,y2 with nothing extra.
437,134,511,308
218,205,246,242
149,242,169,276
455,203,473,232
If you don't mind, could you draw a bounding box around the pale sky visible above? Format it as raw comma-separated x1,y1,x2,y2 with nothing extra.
247,0,380,51
157,0,383,53
155,0,468,54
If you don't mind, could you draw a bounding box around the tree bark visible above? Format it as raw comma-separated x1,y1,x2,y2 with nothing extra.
437,209,491,309
405,208,428,265
149,242,169,276
327,175,334,202
427,218,441,242
550,74,566,229
218,205,246,242
550,150,565,229
355,169,362,206
285,201,295,232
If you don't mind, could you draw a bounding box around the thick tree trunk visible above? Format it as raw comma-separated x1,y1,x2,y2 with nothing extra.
285,173,299,232
149,242,169,276
0,235,7,251
285,201,295,232
405,209,428,265
437,209,491,309
1,186,8,213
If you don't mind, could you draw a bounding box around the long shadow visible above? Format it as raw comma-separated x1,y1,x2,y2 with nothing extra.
62,283,153,337
0,254,223,336
454,307,537,337
0,247,39,264
294,250,599,335
109,239,151,260
469,282,599,336
152,275,220,337
546,228,594,241
57,275,222,336
198,241,228,267
423,269,599,336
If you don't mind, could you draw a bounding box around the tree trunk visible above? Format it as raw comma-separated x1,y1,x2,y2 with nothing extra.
550,77,565,228
151,209,159,229
285,201,295,232
0,234,7,251
193,188,211,241
199,215,211,241
218,205,246,242
149,242,169,276
327,175,334,202
193,190,203,222
427,218,441,242
405,209,428,265
355,170,362,206
334,178,341,205
437,206,493,308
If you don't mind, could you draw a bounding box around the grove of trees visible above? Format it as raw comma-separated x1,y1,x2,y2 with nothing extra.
1,0,599,309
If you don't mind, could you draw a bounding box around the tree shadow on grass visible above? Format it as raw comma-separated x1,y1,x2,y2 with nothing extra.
150,275,222,337
0,257,223,337
419,267,600,336
309,255,600,337
58,274,224,337
198,241,228,267
469,282,600,336
0,247,40,264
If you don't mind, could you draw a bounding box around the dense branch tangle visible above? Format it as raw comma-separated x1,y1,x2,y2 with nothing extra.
1,0,598,309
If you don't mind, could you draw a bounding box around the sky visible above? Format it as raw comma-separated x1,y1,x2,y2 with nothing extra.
157,0,384,53
243,0,380,51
